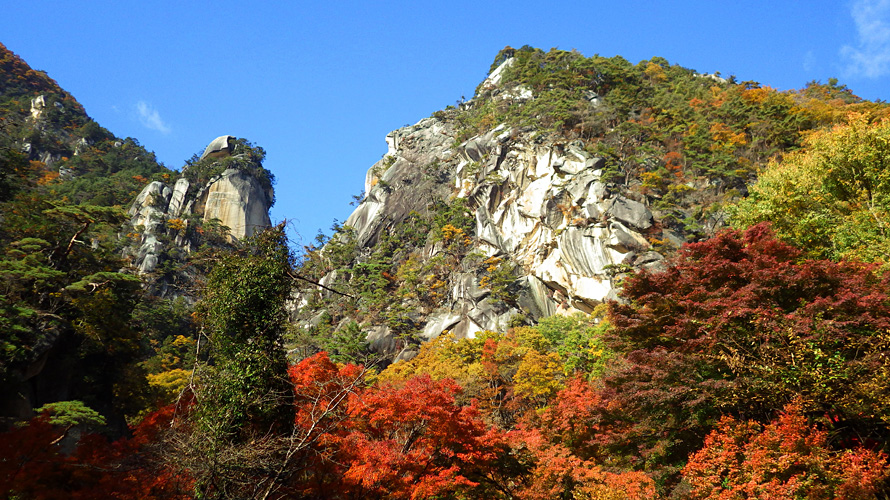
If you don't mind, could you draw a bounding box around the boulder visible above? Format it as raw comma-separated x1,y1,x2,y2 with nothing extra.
421,312,463,340
605,196,654,230
366,325,398,353
607,221,650,253
558,226,612,276
199,135,235,160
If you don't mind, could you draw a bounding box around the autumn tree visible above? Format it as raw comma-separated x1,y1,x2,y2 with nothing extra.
732,114,890,265
507,377,656,500
336,374,508,499
683,404,890,499
282,352,368,498
0,405,191,499
591,223,890,490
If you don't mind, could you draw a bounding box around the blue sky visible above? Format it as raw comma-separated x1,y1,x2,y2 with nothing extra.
2,1,888,248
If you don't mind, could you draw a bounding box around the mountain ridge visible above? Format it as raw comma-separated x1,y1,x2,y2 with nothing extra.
288,46,885,363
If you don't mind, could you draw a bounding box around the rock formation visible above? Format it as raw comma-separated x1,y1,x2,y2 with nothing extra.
342,117,662,337
293,58,681,357
127,136,273,274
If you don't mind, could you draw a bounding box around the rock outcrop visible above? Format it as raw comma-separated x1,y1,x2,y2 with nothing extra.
293,59,680,357
347,116,662,324
292,50,767,360
127,136,273,274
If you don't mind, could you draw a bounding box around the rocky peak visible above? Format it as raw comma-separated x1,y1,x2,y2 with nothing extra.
127,136,273,275
292,46,816,362
199,135,236,161
293,110,669,358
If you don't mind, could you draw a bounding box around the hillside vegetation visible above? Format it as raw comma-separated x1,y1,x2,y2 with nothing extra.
2,44,890,499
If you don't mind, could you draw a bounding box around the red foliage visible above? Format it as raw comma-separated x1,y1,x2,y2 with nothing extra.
284,352,367,497
337,374,506,499
591,223,890,484
289,351,365,433
683,404,890,499
492,378,655,500
0,406,191,499
535,377,607,455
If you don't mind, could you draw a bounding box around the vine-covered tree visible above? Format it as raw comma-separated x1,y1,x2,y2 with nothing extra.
178,224,296,498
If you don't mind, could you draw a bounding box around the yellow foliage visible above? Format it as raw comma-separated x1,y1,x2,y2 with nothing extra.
640,171,665,191
172,334,195,349
643,61,666,82
166,218,186,232
513,350,564,400
378,333,490,385
509,326,553,354
731,112,890,264
147,368,191,403
37,170,60,185
741,86,770,104
482,256,502,273
441,224,472,246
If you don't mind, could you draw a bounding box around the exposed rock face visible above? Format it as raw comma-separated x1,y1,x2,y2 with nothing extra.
297,102,667,353
195,169,273,239
29,95,46,121
293,57,711,358
127,137,273,274
456,132,661,315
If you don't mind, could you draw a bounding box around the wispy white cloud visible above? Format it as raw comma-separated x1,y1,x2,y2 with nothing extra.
803,50,817,72
841,0,890,78
135,101,171,134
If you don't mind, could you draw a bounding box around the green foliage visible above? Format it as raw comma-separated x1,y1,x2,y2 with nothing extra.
289,314,375,365
192,225,295,442
0,148,30,202
477,256,518,303
430,197,475,238
0,42,209,441
51,137,168,206
34,400,106,428
534,313,614,377
731,113,890,265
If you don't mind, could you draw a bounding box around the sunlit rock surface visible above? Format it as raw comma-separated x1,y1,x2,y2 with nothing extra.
128,137,272,273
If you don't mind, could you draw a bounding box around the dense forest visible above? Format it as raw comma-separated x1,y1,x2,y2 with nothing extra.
3,43,890,499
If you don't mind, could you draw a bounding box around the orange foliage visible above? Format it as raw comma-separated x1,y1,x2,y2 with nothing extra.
37,170,60,185
710,122,747,148
683,404,890,499
337,375,506,499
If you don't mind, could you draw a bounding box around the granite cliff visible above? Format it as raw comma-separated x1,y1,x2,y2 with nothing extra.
128,135,273,275
294,112,664,356
291,47,820,361
293,56,681,360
